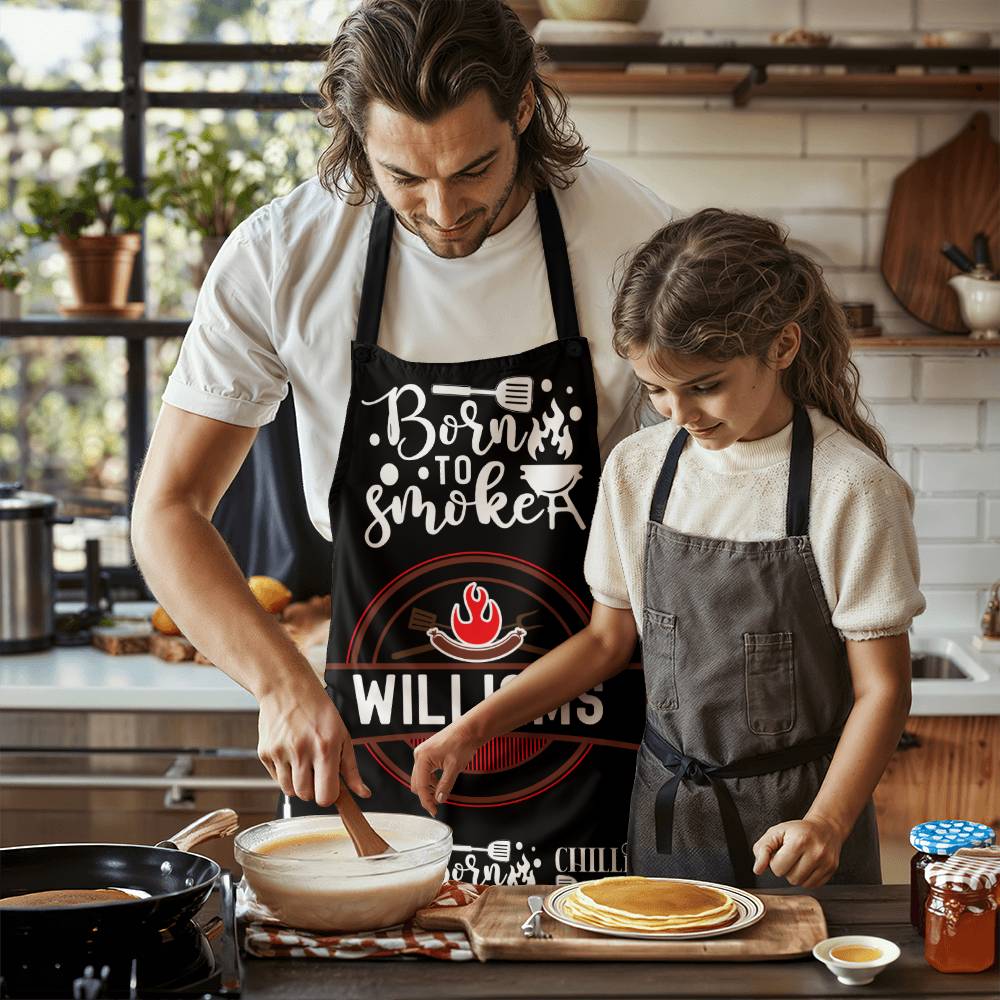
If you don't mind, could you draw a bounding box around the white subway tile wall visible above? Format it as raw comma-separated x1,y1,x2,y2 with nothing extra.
569,0,1000,630
804,0,914,32
988,500,1000,539
987,403,1000,446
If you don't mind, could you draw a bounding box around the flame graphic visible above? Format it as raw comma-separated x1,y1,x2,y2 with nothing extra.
527,399,573,460
451,582,502,646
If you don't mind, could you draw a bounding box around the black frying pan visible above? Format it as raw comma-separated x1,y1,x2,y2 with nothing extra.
0,809,237,945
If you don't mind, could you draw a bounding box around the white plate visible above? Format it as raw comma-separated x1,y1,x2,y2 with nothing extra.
543,877,766,940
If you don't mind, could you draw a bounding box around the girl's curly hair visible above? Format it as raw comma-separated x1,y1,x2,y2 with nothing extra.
612,208,888,462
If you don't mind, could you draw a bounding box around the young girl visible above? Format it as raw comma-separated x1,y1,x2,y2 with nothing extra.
410,208,924,888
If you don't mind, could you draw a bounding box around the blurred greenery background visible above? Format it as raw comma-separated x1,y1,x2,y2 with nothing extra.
1,0,346,519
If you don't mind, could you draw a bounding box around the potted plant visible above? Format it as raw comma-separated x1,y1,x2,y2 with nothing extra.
148,129,269,288
20,161,151,316
0,246,26,320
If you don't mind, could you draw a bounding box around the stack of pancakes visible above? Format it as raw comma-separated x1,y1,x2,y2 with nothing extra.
562,876,739,933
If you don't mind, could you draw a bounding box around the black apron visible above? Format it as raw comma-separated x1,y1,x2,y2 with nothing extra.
311,191,644,885
212,388,333,599
628,407,881,887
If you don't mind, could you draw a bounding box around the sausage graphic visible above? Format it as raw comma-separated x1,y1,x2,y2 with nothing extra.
427,626,526,663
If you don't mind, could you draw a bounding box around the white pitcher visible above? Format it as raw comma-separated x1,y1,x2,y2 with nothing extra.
949,274,1000,340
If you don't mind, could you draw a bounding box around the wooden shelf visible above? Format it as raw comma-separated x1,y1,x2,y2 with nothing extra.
3,318,996,352
0,316,188,339
541,43,999,103
850,335,998,349
546,69,999,102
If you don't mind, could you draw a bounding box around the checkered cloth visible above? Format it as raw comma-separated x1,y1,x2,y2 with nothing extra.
238,879,483,960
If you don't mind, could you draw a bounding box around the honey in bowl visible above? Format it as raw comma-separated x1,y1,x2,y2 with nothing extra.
830,945,883,963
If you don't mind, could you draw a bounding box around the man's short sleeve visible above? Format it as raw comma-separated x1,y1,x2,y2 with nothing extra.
162,209,288,427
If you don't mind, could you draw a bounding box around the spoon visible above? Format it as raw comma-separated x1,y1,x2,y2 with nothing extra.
334,787,395,857
279,790,395,857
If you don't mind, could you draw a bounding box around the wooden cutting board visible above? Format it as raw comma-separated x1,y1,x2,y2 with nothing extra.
414,885,827,961
881,111,999,333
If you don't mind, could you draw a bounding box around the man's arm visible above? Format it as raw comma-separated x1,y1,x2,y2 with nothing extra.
131,403,369,806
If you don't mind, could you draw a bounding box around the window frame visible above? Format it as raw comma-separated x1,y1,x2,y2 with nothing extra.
0,1,327,594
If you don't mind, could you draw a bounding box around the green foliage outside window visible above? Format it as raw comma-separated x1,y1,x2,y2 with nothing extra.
1,0,348,505
147,128,269,238
0,247,26,292
21,162,152,240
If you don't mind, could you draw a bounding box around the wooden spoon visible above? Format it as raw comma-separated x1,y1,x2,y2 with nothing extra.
334,788,395,857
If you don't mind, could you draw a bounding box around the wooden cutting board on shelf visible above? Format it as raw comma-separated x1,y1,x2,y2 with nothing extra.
414,885,827,961
881,111,999,333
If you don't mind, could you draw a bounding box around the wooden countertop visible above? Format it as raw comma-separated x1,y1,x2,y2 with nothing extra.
239,884,998,998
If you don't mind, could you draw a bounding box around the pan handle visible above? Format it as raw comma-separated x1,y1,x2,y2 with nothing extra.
157,808,239,852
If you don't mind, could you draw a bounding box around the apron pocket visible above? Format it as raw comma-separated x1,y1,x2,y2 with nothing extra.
743,631,796,735
642,609,679,712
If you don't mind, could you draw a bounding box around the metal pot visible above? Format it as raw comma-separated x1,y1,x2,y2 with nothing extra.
0,482,60,653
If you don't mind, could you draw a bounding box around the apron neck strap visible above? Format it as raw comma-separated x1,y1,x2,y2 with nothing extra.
535,187,581,341
648,404,814,536
785,404,813,537
355,188,580,347
648,424,689,526
355,196,395,347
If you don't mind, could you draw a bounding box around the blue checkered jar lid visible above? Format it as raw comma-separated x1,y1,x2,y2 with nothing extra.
909,820,996,855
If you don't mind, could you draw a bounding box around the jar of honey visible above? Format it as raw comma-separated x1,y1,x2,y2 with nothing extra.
909,821,995,935
924,865,997,974
951,849,1000,966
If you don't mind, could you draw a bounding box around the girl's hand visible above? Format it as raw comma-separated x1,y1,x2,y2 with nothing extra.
752,817,844,888
410,719,483,816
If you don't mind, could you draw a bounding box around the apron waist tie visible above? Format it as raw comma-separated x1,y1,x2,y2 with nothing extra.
643,723,842,887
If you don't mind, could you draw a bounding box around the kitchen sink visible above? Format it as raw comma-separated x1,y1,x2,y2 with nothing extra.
911,653,970,680
909,637,989,682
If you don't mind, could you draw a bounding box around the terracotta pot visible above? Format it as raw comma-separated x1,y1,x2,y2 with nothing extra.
191,235,228,290
58,233,141,308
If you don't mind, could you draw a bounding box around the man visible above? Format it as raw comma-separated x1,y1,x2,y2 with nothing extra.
132,0,674,885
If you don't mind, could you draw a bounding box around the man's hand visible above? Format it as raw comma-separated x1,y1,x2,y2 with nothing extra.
410,718,483,817
257,675,370,807
752,816,844,888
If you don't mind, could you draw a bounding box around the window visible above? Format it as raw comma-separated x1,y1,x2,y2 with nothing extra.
0,0,348,591
145,0,344,44
0,0,121,91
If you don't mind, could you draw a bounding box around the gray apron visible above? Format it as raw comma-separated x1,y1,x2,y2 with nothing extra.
629,406,881,888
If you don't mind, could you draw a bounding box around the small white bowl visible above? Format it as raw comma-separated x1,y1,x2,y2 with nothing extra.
813,935,901,986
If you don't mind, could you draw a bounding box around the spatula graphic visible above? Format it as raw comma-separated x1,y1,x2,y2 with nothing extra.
432,376,533,413
453,840,512,862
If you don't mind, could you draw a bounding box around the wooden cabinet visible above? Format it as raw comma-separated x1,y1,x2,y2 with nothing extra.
874,715,1000,882
0,710,275,871
5,710,997,883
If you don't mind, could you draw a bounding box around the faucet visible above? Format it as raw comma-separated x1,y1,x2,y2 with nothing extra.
983,580,1000,638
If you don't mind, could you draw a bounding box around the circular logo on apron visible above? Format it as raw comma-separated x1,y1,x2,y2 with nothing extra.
344,551,597,808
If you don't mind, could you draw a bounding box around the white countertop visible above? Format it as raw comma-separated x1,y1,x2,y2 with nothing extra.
0,645,260,712
0,603,295,712
1,607,999,715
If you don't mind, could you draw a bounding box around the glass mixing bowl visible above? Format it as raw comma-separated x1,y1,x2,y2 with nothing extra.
234,812,452,931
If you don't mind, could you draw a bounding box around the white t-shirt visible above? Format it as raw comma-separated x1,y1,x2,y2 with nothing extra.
163,157,675,541
584,408,925,642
